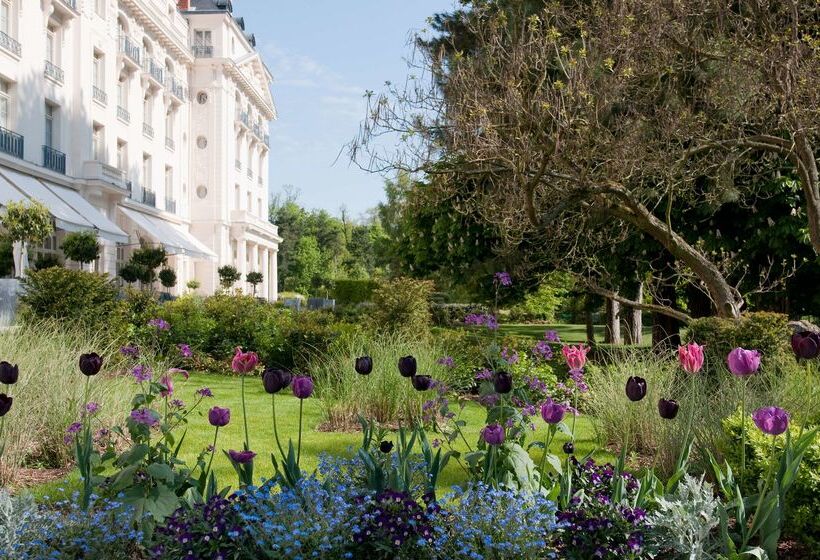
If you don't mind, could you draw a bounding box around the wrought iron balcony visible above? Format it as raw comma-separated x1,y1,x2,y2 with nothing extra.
238,112,250,127
165,137,175,151
166,76,186,100
43,145,66,174
0,31,21,57
192,45,213,58
141,189,156,207
247,168,253,179
125,180,133,197
117,106,130,123
235,159,242,170
143,57,164,84
92,86,107,105
57,0,77,9
165,197,177,213
143,123,154,138
263,134,270,146
0,126,24,159
44,60,64,84
119,36,140,65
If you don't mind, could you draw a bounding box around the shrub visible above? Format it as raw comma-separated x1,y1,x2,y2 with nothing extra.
185,279,200,291
157,294,216,353
19,268,119,331
508,272,575,322
332,279,378,304
128,246,168,286
217,265,241,289
430,303,490,327
246,271,263,295
60,231,100,268
115,288,163,346
158,268,177,290
31,252,61,270
372,277,434,335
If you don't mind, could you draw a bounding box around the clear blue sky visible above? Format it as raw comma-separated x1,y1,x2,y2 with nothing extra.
235,0,456,218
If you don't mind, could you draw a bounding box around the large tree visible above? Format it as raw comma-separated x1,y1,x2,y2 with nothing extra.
352,0,820,319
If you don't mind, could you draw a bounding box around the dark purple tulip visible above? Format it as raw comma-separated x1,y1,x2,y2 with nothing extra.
292,376,314,399
540,398,566,424
379,440,394,453
208,406,231,427
398,356,417,377
625,376,647,402
658,398,679,420
562,441,574,454
791,331,820,360
227,449,256,464
79,353,103,376
0,394,11,417
355,356,373,375
482,423,505,445
752,406,789,436
411,374,433,391
0,362,18,385
493,371,513,394
262,367,292,394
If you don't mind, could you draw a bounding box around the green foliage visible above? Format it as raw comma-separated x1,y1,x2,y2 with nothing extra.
217,265,241,290
115,288,162,345
60,231,100,266
372,277,434,335
0,238,12,277
430,303,490,327
120,246,167,287
186,279,200,291
0,200,53,244
118,262,141,284
246,271,263,287
31,253,61,270
158,268,177,289
331,279,378,304
687,312,791,372
509,272,575,322
19,268,119,331
285,236,322,294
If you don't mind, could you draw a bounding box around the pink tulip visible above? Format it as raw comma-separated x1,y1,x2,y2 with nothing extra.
231,347,259,374
159,373,174,397
562,344,589,371
678,342,705,374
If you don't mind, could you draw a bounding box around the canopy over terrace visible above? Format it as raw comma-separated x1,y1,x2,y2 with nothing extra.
119,206,217,261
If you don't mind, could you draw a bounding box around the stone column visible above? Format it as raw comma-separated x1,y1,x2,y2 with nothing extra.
261,247,269,300
270,249,278,301
236,238,247,293
250,243,259,295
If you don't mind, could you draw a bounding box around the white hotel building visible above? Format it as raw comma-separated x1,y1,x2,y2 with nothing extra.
0,0,280,299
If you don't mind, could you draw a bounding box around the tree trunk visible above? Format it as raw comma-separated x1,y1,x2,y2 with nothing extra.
584,295,596,344
604,296,621,344
793,132,820,254
623,282,643,345
651,283,681,350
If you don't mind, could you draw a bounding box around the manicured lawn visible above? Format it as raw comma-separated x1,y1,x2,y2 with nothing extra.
498,323,653,345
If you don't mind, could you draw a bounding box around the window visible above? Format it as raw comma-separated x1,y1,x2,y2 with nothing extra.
165,166,173,197
165,108,174,138
194,30,212,46
46,30,55,63
92,123,104,161
116,140,127,171
143,94,152,125
1,1,11,37
246,191,251,212
93,52,104,89
95,0,105,18
234,184,240,209
117,78,128,108
44,104,55,148
0,79,9,129
142,154,151,189
257,198,262,217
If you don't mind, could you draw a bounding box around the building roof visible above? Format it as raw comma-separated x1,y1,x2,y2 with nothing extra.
185,0,233,12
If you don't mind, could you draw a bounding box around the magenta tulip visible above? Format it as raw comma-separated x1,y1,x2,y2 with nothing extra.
752,406,789,436
727,347,761,377
231,347,259,374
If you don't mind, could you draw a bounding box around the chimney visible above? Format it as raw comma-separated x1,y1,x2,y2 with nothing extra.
177,0,190,9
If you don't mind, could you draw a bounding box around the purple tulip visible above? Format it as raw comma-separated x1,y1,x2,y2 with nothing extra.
208,406,231,427
227,449,256,464
791,331,820,360
398,356,417,377
355,356,373,375
493,371,513,394
262,367,292,394
562,441,574,454
79,353,103,376
752,406,789,436
0,394,12,416
0,362,18,385
411,374,433,391
481,423,505,446
379,440,394,453
292,376,314,399
727,347,761,377
625,376,647,402
540,398,566,424
658,398,679,420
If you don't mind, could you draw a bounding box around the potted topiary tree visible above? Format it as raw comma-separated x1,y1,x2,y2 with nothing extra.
217,265,242,292
246,271,263,296
118,245,167,291
60,231,100,271
0,200,54,277
186,279,200,293
159,267,177,295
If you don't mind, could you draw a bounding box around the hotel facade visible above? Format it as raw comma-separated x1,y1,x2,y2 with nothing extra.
0,0,280,299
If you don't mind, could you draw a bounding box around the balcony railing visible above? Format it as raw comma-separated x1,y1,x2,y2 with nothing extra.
165,137,175,151
117,106,130,123
43,145,66,174
238,112,250,127
192,45,213,58
141,189,156,207
166,76,186,100
165,197,177,213
0,126,24,159
57,0,77,9
44,60,64,83
92,86,107,105
119,36,140,65
0,31,21,57
143,57,164,84
143,123,154,138
235,159,242,170
126,180,133,197
247,168,253,179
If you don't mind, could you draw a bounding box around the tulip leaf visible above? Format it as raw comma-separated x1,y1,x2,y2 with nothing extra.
147,462,175,484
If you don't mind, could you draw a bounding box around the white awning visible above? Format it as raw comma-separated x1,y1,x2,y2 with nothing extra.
0,173,29,206
119,206,217,260
0,168,93,233
44,182,128,243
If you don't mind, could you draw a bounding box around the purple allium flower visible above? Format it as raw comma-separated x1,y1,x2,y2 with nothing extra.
227,449,256,464
177,343,193,358
148,318,170,331
475,368,493,381
437,356,455,368
66,422,82,434
84,402,100,416
208,406,231,427
130,408,159,427
501,347,519,365
196,387,213,398
119,344,140,358
494,271,512,287
752,406,790,436
464,313,499,330
292,376,314,399
727,347,761,377
545,330,560,342
481,423,505,445
132,364,152,383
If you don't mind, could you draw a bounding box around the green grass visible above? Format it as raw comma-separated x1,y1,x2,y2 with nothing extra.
168,372,606,491
497,323,653,345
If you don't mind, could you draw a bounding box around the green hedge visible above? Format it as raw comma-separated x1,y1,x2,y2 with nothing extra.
331,279,378,305
686,312,791,371
430,303,490,327
372,277,434,335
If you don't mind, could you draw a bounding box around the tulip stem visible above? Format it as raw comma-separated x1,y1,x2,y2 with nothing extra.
739,378,747,489
271,394,286,461
537,425,556,492
205,426,219,480
297,399,304,466
743,435,777,549
241,375,250,450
